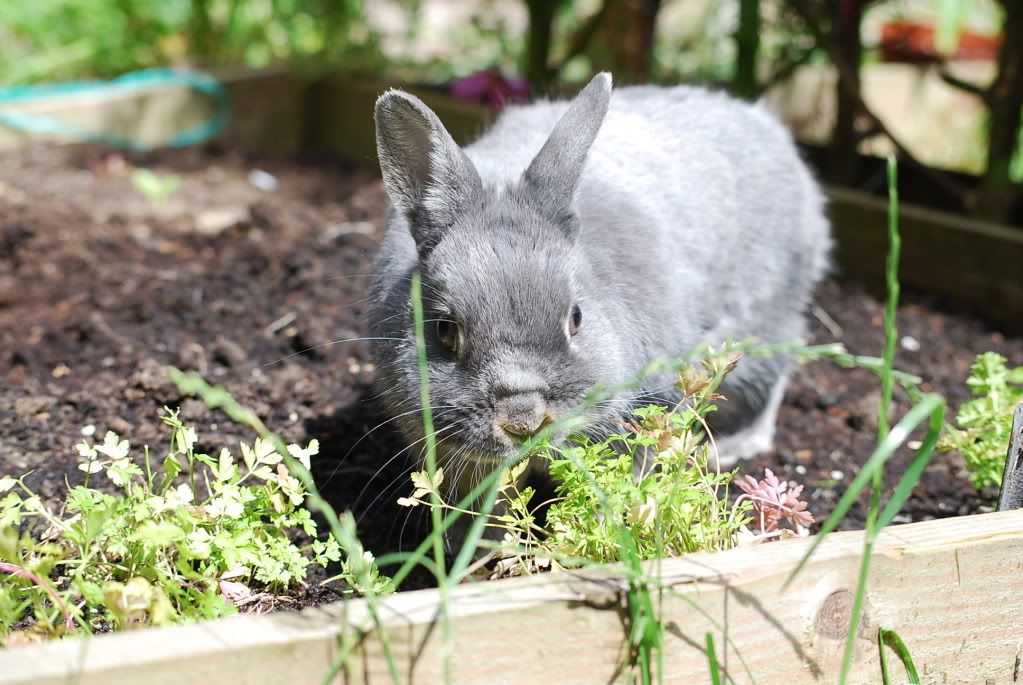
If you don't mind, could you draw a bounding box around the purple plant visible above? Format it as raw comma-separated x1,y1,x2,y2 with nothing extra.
735,469,815,538
450,68,530,108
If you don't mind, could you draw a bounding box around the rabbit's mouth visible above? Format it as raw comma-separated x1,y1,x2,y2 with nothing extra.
433,436,532,470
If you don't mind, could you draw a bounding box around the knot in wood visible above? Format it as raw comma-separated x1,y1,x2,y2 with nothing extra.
815,589,854,639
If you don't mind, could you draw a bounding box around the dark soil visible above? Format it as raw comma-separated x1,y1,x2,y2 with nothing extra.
1,145,1020,603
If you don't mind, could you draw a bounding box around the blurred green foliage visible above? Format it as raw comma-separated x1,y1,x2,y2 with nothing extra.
1,0,1018,221
0,0,384,84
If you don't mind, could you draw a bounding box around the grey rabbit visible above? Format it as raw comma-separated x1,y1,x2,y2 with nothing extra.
368,72,830,499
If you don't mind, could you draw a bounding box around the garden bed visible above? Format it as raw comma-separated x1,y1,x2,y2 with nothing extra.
1,143,1020,585
3,70,1023,680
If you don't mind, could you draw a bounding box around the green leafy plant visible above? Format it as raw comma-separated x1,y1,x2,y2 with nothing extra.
941,351,1023,491
131,168,180,202
0,0,384,85
542,353,754,564
397,344,819,581
166,369,401,684
0,408,347,644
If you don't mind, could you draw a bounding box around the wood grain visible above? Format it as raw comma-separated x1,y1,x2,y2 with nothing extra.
5,509,1023,685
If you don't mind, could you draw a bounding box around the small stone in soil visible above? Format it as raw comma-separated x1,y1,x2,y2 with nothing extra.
247,169,279,192
213,337,247,367
900,335,921,352
195,206,250,235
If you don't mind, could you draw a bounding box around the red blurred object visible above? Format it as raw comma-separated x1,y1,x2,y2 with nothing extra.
450,68,530,109
87,152,127,177
879,21,1001,63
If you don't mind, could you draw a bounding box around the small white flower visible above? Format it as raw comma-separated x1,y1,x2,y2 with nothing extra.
153,483,195,513
186,529,212,557
95,431,130,460
76,439,104,474
208,493,244,518
78,460,104,475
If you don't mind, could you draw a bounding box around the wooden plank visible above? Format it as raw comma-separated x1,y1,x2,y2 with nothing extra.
307,74,493,171
214,67,308,154
0,67,307,154
4,509,1023,684
828,185,1023,335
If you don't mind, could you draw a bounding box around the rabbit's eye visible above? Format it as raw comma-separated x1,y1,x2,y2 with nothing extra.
568,304,582,336
436,318,460,352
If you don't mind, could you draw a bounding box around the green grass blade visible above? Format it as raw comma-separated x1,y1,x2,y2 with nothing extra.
409,272,454,684
872,155,901,517
879,627,921,684
837,155,913,685
706,633,723,685
878,154,901,444
877,403,944,529
878,625,892,684
837,536,876,683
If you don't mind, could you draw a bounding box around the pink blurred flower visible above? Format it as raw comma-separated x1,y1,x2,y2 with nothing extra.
450,68,530,109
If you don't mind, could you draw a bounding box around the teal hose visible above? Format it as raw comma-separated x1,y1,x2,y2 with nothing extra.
0,68,231,151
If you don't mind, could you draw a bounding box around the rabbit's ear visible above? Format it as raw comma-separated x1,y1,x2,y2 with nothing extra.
375,90,482,252
522,72,612,231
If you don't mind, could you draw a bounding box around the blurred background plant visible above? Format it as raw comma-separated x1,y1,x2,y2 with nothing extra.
0,0,1020,221
0,0,385,83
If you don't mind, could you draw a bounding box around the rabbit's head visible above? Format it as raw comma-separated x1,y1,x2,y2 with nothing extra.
372,74,621,487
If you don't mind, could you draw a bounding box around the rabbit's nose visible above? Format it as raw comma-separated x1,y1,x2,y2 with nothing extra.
495,392,551,441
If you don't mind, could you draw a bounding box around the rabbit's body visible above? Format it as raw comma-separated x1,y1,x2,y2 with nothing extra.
370,75,829,493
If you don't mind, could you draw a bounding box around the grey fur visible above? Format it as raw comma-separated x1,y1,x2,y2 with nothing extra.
369,73,830,495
